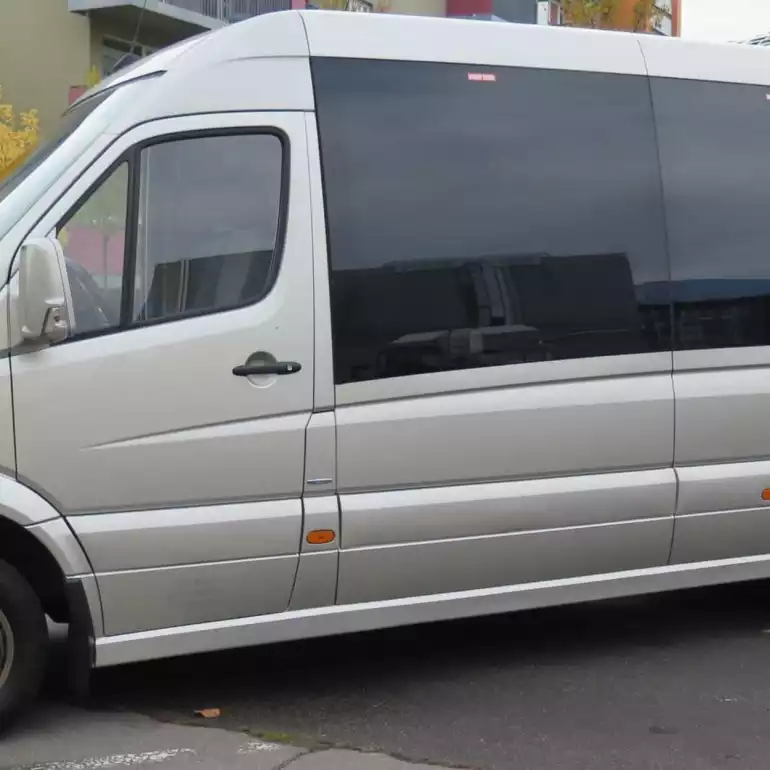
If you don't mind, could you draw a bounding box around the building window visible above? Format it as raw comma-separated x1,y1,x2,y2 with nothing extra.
653,78,770,351
102,37,155,77
652,13,673,35
537,1,563,25
314,58,670,385
651,1,674,35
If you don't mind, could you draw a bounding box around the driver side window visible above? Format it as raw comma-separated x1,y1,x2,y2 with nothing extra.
57,163,129,338
53,131,284,342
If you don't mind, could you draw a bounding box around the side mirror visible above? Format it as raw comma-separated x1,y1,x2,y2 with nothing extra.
17,237,71,345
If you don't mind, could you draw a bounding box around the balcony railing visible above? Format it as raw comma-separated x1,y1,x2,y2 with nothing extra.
158,0,293,23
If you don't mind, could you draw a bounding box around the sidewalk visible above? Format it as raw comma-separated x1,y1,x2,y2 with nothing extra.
2,704,460,770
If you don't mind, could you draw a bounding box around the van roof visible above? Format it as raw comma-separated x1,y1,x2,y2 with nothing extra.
203,10,770,84
79,8,770,112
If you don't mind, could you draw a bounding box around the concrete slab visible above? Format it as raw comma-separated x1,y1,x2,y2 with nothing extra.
1,705,303,770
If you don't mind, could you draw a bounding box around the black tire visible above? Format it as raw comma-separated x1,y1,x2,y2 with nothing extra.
0,560,48,733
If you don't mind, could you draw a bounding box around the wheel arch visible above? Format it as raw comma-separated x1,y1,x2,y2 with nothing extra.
0,516,71,623
0,473,99,630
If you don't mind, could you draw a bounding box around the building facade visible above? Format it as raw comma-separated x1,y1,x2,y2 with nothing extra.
0,0,301,137
341,0,680,31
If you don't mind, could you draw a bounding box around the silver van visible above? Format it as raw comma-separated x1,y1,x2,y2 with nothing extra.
1,9,769,728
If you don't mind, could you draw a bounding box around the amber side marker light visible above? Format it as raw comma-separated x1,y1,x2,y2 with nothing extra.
307,530,336,545
762,489,770,501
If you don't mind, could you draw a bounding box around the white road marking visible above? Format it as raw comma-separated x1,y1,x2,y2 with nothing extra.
10,748,196,770
237,740,282,754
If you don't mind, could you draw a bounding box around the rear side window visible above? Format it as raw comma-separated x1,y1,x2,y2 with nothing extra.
652,78,770,352
313,58,671,386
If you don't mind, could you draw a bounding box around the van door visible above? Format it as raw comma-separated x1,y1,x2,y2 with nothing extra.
648,74,770,564
313,58,677,605
9,112,315,635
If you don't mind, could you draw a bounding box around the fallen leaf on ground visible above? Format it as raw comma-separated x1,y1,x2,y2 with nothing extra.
194,708,221,719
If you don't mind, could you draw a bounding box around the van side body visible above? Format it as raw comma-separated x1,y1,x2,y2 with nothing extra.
0,11,768,720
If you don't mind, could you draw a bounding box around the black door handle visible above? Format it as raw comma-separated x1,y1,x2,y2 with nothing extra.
233,361,302,377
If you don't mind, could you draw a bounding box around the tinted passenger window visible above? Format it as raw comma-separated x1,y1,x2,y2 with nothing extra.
314,59,671,385
652,78,770,351
134,134,283,322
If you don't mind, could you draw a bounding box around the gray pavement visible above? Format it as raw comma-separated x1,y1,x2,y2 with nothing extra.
2,704,450,770
6,581,770,770
2,705,302,769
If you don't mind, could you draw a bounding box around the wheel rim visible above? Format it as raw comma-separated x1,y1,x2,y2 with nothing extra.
0,608,14,689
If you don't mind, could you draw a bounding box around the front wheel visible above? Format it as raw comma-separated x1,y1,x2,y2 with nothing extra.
0,561,48,733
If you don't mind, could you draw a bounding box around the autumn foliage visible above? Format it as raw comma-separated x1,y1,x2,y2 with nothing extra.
0,86,39,182
562,0,662,31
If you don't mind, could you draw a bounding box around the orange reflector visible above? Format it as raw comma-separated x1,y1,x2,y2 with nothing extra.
762,489,770,501
307,529,336,545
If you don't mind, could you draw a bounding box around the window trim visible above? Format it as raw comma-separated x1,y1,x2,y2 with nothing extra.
119,146,141,328
52,126,290,344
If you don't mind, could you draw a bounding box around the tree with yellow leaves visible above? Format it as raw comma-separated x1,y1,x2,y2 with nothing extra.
86,65,101,88
562,0,662,32
561,0,614,28
0,86,40,183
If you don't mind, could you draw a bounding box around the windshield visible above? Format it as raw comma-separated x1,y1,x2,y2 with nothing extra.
0,79,152,242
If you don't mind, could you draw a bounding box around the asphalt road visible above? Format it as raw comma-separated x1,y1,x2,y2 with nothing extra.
12,581,770,770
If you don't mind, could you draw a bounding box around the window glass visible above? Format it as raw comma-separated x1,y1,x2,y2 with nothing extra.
57,163,128,337
652,78,770,351
102,39,131,76
313,59,671,385
133,134,283,323
101,38,155,77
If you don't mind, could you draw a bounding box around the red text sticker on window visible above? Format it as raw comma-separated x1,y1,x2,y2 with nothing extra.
468,73,497,82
